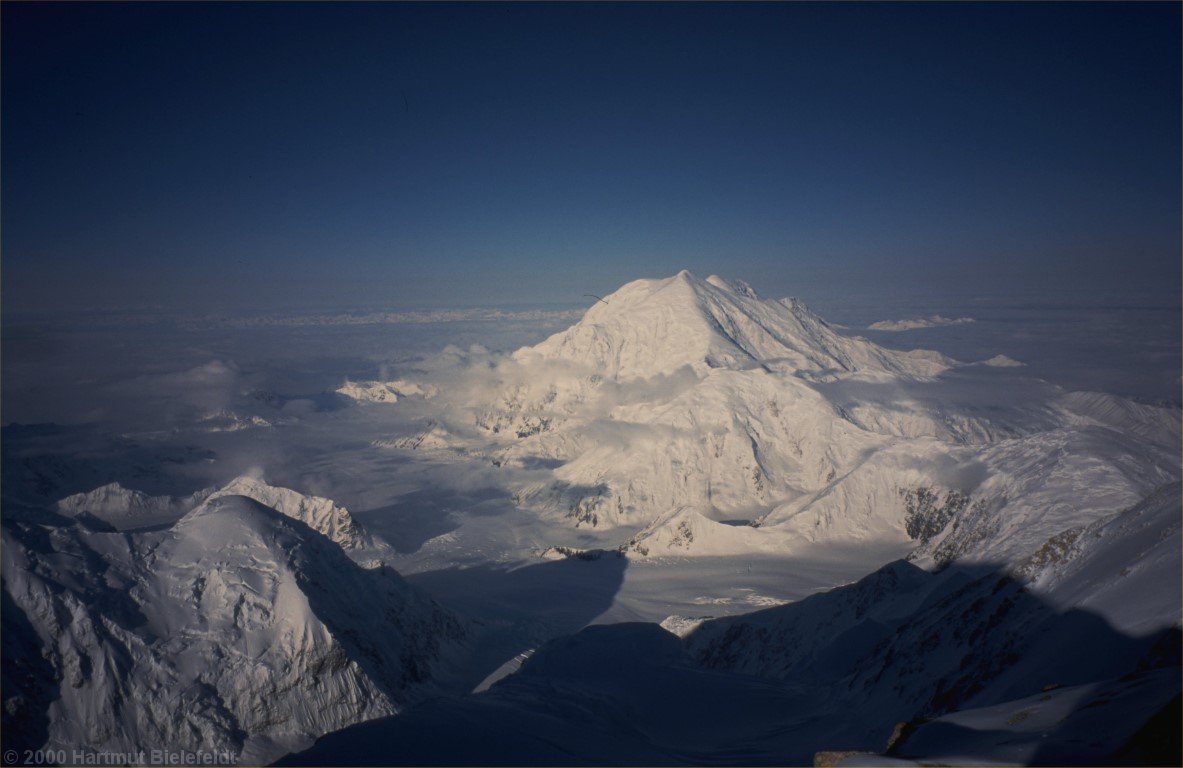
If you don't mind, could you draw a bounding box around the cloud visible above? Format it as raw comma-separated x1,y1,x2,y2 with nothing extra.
108,359,243,425
868,315,976,331
978,354,1025,367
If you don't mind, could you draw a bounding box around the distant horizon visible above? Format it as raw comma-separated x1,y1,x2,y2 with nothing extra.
3,267,1181,321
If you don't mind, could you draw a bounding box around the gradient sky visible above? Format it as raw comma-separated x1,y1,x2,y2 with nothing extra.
3,2,1180,312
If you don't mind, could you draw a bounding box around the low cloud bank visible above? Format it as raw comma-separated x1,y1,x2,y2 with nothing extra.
869,315,976,331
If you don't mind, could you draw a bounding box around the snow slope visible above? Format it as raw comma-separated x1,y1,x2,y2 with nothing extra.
207,475,375,551
517,272,953,381
56,482,211,529
56,475,376,551
1,495,464,764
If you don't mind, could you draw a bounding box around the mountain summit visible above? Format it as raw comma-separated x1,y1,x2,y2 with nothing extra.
514,270,950,380
471,273,1181,552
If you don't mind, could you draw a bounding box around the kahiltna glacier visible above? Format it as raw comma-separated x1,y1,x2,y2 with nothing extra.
3,271,1180,766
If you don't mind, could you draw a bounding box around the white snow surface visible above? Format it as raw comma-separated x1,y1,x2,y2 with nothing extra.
979,353,1025,367
56,476,376,552
289,481,1181,765
2,495,464,764
337,379,437,404
56,482,212,529
207,475,374,551
517,271,953,381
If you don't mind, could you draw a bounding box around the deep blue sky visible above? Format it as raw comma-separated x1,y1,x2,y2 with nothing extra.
3,2,1179,312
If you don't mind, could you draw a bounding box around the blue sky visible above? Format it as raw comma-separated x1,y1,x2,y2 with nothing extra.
3,2,1179,312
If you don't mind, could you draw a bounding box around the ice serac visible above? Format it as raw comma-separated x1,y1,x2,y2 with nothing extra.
0,495,464,764
515,270,952,380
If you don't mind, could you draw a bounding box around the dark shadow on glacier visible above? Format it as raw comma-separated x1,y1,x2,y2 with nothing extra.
1,588,59,754
352,486,511,554
503,455,566,471
1112,691,1182,766
283,559,1180,766
405,555,629,693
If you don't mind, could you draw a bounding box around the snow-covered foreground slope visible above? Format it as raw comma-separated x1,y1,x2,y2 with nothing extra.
1,494,464,764
288,483,1180,765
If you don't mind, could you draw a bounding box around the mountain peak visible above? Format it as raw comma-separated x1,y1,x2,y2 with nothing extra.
517,273,950,380
207,475,372,550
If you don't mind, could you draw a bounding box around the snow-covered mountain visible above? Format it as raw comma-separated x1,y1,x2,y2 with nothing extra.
56,482,212,529
441,272,1183,571
207,476,375,551
338,379,436,404
516,271,953,381
3,494,463,763
56,476,376,552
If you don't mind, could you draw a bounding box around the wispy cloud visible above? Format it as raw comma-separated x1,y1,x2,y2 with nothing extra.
868,315,976,331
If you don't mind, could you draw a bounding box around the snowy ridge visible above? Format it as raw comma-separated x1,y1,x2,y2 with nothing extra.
1055,390,1181,447
337,379,437,404
1018,481,1182,633
980,353,1025,367
207,476,373,551
1,495,464,764
55,476,377,552
56,482,211,529
869,314,975,331
373,421,455,453
905,426,1179,569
